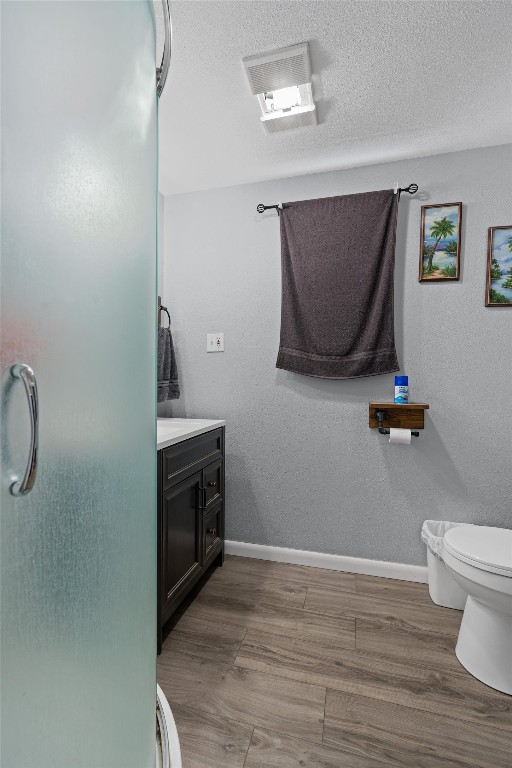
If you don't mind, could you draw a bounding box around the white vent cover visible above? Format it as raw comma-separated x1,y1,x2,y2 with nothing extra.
243,43,312,95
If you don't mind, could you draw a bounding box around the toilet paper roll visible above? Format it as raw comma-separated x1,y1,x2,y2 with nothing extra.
389,428,412,445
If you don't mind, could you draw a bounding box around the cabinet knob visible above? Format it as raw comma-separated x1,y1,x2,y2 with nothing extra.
207,481,217,487
207,528,217,536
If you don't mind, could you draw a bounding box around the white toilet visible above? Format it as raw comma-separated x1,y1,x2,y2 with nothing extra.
443,526,512,695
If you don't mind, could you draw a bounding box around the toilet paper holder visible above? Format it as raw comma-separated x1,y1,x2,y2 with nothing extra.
374,409,419,437
369,402,429,436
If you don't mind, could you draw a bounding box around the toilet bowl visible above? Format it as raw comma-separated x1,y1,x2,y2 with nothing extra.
443,526,512,695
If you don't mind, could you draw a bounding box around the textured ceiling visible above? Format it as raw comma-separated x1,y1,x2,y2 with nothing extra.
159,1,512,195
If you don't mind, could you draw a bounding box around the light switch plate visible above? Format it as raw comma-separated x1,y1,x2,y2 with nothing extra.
207,333,224,352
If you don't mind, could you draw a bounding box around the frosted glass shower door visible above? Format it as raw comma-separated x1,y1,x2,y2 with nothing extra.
1,2,157,767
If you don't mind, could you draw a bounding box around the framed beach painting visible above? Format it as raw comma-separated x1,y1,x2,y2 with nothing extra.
486,226,512,306
419,202,462,282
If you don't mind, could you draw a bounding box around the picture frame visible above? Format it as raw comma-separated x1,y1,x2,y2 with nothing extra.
419,202,462,282
485,226,512,307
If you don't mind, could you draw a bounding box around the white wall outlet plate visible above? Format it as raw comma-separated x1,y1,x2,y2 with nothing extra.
207,333,224,352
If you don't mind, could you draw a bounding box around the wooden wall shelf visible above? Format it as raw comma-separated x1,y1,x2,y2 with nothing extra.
369,402,429,430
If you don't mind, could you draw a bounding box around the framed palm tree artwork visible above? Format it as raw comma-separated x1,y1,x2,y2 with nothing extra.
485,226,512,306
419,202,462,281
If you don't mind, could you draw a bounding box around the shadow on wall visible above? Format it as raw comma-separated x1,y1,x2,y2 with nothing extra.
374,412,470,506
224,451,264,543
274,368,396,403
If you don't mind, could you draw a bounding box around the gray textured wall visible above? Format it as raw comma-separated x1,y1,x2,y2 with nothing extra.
162,145,512,565
158,191,165,298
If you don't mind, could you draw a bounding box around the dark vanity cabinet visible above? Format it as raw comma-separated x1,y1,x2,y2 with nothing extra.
157,427,225,652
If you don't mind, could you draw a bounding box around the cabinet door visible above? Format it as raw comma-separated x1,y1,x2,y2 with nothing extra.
161,471,202,608
203,502,222,563
203,458,223,509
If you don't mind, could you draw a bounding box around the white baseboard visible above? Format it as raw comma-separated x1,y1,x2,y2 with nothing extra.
224,540,428,584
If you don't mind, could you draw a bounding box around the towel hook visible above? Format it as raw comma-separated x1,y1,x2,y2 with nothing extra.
158,304,171,328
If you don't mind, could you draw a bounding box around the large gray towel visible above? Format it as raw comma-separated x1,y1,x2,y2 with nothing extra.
158,325,180,402
276,189,399,379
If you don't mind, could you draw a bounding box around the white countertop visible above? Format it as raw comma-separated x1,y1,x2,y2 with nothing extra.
157,418,225,450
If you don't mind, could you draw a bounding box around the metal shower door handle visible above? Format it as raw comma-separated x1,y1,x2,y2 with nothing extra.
9,364,39,496
156,0,171,98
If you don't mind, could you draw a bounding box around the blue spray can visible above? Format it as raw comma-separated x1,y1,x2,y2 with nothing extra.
394,375,409,404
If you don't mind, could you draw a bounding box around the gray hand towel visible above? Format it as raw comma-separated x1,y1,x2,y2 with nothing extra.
158,325,180,402
276,189,399,379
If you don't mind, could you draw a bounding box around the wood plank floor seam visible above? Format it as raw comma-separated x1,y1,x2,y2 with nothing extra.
244,725,414,768
239,721,335,751
172,634,512,738
243,723,427,768
161,644,328,697
323,687,512,768
241,726,255,768
165,698,260,735
234,627,249,663
321,683,327,745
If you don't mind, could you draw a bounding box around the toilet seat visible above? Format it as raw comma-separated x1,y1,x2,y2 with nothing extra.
444,526,512,578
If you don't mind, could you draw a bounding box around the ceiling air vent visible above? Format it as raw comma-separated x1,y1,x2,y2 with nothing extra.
242,43,317,134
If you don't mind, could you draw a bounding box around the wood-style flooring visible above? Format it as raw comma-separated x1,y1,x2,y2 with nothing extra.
157,555,512,768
